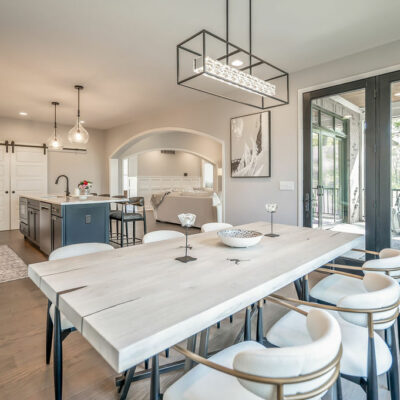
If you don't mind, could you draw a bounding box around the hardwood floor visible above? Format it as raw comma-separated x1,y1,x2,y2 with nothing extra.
0,213,392,399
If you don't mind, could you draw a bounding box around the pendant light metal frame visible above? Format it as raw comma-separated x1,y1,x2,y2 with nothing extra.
47,101,63,151
68,85,89,145
176,0,289,109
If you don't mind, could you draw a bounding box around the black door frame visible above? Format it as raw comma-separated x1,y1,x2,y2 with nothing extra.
303,77,377,252
376,70,400,250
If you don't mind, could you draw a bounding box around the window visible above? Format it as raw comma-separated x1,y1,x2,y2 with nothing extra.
122,158,129,191
202,161,214,189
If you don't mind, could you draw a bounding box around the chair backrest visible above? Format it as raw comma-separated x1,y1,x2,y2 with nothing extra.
337,272,400,329
363,248,400,281
233,309,341,400
143,230,184,244
129,196,145,207
49,243,113,261
201,222,233,233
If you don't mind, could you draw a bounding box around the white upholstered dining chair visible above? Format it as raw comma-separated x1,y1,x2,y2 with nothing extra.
142,230,184,244
201,222,233,232
309,247,400,347
163,308,341,400
265,272,400,400
45,243,113,364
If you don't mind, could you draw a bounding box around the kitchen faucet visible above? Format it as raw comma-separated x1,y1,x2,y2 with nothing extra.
55,175,70,197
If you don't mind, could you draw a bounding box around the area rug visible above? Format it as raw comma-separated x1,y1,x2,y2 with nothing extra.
0,245,28,283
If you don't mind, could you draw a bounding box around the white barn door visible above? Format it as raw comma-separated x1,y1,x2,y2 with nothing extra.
0,147,10,231
10,147,47,230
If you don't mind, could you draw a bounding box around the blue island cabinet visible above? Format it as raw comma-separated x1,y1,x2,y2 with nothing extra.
62,203,110,246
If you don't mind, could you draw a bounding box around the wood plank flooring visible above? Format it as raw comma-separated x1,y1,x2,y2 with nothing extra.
0,213,392,399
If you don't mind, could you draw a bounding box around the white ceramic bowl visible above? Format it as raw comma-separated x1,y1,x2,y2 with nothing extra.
218,229,263,248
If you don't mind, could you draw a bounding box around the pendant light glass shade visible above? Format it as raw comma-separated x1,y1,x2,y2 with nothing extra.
68,118,89,144
69,85,89,145
47,102,63,151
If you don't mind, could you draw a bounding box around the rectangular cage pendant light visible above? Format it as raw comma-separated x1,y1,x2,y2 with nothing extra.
176,1,289,110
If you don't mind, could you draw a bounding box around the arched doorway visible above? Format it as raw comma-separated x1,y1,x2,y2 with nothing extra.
108,127,225,220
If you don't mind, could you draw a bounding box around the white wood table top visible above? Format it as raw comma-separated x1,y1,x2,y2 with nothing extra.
28,222,360,373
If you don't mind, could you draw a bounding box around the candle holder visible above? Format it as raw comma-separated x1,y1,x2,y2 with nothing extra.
175,213,197,263
265,203,279,237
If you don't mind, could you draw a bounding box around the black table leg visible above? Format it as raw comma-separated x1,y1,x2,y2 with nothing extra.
150,355,160,400
120,366,136,400
53,305,63,400
46,300,53,364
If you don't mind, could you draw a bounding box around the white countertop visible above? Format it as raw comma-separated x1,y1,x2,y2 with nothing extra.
20,193,127,206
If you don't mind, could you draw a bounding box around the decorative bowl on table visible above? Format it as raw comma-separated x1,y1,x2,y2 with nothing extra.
217,229,263,248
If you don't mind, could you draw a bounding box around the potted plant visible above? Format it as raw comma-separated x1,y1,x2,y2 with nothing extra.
78,180,93,195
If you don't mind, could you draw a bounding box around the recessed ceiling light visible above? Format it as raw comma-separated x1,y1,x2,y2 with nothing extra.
343,115,352,119
19,111,28,116
80,120,85,124
231,59,243,67
395,92,400,97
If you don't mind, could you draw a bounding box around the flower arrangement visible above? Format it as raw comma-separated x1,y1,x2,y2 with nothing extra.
78,179,93,194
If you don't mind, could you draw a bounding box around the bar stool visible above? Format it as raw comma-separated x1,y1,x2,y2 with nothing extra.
162,308,342,400
110,197,147,247
45,243,114,364
265,272,400,400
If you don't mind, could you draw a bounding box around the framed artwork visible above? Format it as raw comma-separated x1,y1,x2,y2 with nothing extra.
230,111,271,178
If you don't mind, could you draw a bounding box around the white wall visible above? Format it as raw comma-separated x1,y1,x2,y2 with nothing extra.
0,117,107,194
137,150,201,177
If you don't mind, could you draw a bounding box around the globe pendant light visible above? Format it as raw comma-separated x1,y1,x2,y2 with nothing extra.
68,85,89,144
47,101,63,151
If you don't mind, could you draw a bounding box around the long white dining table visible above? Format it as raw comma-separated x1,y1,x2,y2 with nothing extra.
28,222,361,400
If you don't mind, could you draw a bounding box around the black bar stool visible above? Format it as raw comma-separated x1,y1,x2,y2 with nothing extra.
110,197,147,247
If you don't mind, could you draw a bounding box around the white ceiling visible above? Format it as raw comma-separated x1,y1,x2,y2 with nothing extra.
1,0,400,129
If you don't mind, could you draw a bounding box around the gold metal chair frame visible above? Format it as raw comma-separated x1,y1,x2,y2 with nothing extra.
174,301,342,400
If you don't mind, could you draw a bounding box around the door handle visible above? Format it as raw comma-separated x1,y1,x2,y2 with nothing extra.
12,191,15,194
5,191,8,194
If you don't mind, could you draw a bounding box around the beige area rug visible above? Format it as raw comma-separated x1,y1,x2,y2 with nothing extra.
0,245,28,283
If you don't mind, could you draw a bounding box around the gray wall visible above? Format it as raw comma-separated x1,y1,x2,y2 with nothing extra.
137,150,202,177
104,39,400,226
0,116,107,194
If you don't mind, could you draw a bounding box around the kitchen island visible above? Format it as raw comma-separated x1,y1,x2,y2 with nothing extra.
19,194,125,255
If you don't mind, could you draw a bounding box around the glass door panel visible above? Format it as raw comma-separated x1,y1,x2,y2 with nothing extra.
390,80,400,248
309,88,366,260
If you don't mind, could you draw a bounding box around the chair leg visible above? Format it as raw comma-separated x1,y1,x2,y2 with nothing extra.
119,366,136,400
388,325,400,400
120,218,124,247
397,316,400,350
116,219,119,240
125,221,129,245
143,209,147,234
46,300,53,364
216,321,221,329
230,315,233,323
256,300,264,344
109,218,112,239
144,359,149,370
302,275,309,301
133,221,136,245
336,376,343,400
367,335,379,400
53,305,63,400
294,279,303,299
165,348,169,358
199,328,210,358
244,306,251,341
